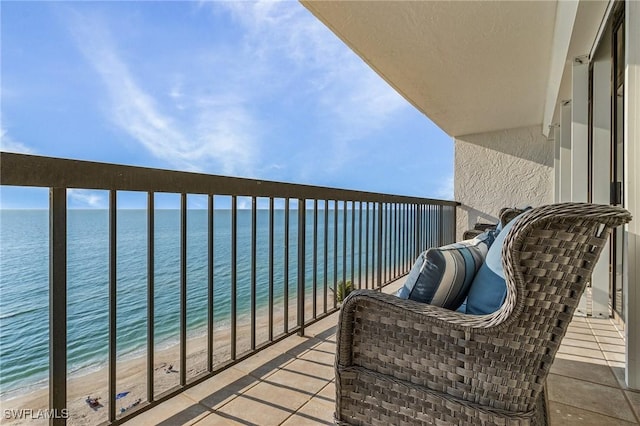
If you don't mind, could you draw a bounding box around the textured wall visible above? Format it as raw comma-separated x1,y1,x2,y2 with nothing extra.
454,125,554,240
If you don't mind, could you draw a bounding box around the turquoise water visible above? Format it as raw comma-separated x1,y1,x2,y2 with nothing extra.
0,209,391,398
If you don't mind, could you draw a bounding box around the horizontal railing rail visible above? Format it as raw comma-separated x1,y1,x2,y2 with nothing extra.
0,152,457,205
0,152,459,425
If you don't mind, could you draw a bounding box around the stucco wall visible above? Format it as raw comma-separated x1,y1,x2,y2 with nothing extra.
454,125,554,240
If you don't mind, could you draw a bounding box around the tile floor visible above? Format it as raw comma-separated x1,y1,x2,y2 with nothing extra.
124,282,640,426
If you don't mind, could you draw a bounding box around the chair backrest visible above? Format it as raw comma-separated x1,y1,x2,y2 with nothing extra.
466,203,631,412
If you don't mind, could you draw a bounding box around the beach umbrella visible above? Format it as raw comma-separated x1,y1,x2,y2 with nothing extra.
115,392,130,400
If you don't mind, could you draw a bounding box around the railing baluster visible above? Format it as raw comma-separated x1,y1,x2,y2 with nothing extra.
323,200,328,313
108,190,117,422
268,198,274,341
231,195,237,360
394,203,398,278
333,200,338,308
313,199,318,319
180,193,187,385
49,187,66,426
365,202,369,290
358,201,362,289
251,196,257,350
384,203,388,283
439,205,443,244
147,192,155,401
297,199,306,336
377,202,383,290
342,201,347,287
351,201,355,287
207,194,214,372
284,198,289,333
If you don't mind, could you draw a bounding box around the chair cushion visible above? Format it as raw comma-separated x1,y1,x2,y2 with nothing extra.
396,231,495,310
465,210,529,315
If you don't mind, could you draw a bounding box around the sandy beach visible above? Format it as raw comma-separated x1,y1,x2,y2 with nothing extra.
0,297,333,426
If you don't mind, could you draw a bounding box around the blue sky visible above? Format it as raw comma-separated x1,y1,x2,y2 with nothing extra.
0,1,453,209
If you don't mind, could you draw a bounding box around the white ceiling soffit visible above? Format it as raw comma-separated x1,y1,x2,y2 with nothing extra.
301,1,557,137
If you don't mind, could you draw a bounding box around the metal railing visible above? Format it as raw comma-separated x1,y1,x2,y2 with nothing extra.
0,152,459,425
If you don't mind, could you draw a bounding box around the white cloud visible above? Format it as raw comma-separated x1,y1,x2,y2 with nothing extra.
210,1,409,170
68,2,412,183
0,128,36,154
69,11,258,176
68,189,105,208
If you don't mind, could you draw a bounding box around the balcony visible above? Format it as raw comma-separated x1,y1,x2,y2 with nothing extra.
123,282,639,426
1,152,638,425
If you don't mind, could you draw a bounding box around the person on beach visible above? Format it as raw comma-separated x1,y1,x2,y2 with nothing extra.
86,396,101,409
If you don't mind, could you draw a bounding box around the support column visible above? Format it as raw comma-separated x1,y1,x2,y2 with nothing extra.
554,126,561,203
591,39,613,318
571,57,589,203
559,102,572,202
571,57,590,316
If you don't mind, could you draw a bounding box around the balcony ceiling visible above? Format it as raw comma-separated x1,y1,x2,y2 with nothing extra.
301,1,558,137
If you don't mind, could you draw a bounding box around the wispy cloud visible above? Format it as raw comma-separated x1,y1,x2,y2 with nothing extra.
68,10,258,176
0,127,36,154
68,189,105,208
68,2,411,183
209,1,409,173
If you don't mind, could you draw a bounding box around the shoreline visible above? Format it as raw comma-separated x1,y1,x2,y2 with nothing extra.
0,295,332,426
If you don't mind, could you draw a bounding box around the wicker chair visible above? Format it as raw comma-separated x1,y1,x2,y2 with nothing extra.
335,203,631,426
462,207,528,240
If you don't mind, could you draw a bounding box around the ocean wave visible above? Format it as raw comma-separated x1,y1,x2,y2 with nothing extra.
0,305,46,321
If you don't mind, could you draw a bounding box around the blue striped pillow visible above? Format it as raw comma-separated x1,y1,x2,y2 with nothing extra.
396,231,495,310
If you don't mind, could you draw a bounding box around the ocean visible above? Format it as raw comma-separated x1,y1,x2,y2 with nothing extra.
0,208,393,399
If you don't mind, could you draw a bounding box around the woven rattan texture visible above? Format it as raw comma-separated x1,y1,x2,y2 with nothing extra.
335,203,631,426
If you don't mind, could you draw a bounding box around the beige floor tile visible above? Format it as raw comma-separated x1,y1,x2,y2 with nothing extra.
215,381,309,426
568,321,591,329
303,313,338,340
554,352,609,366
266,360,331,395
587,319,618,330
281,397,335,425
603,350,626,364
557,344,603,360
286,356,334,381
599,342,626,354
595,334,625,345
233,347,295,379
549,358,619,387
183,367,259,410
564,330,597,342
546,374,636,422
560,338,602,351
122,394,211,426
624,390,640,421
548,401,637,425
314,382,335,406
608,360,627,370
299,340,336,365
269,334,321,358
191,412,249,426
591,329,624,339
